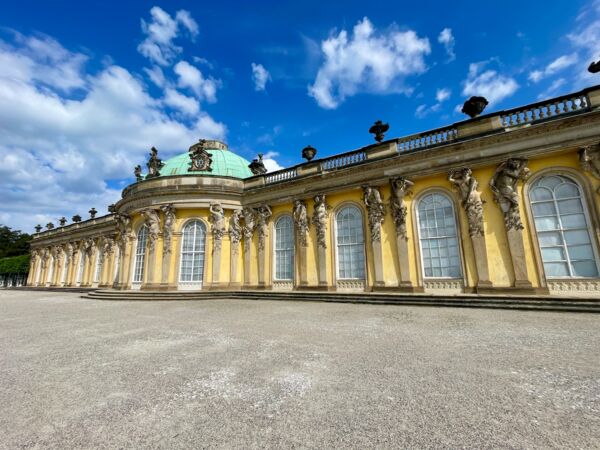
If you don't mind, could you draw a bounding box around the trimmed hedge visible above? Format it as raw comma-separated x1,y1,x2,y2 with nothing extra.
0,254,30,275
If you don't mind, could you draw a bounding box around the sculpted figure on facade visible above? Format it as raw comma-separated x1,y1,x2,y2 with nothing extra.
115,214,132,241
390,177,414,240
579,144,600,180
490,158,530,231
256,204,272,252
363,185,385,242
40,248,49,269
293,200,309,247
146,147,164,178
449,168,485,237
229,209,243,254
312,194,329,249
209,202,226,252
160,204,176,254
82,238,94,257
142,209,161,250
242,207,256,244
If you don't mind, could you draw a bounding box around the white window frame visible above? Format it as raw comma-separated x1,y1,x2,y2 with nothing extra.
178,220,207,290
528,174,600,279
131,225,148,289
334,205,367,281
273,215,295,281
416,192,463,280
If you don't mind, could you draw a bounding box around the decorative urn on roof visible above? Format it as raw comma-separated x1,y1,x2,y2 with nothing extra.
59,217,67,227
462,96,489,118
34,224,42,233
588,58,600,73
46,222,54,230
369,120,389,142
248,153,267,175
302,145,317,161
188,139,213,171
89,208,97,219
72,215,82,223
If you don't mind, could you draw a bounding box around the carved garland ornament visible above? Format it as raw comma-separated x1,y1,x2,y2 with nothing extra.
448,168,485,238
489,158,530,231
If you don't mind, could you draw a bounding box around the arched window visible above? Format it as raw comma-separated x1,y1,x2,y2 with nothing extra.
132,225,148,283
179,220,206,284
336,205,366,280
417,192,461,278
274,215,294,280
529,175,599,278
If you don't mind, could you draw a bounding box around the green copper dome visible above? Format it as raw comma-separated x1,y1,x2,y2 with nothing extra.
159,140,253,179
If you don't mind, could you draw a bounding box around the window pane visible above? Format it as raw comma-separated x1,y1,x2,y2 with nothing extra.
560,214,586,229
534,216,559,231
557,199,583,215
571,260,599,277
567,244,594,261
531,202,555,216
541,247,565,261
538,231,563,246
543,262,569,277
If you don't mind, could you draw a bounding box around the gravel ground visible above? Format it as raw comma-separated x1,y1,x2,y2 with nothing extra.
0,290,599,449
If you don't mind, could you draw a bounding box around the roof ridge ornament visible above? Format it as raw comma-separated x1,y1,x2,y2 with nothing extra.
188,139,213,172
462,96,488,118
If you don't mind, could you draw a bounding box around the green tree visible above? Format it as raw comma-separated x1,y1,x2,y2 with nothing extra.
0,225,32,258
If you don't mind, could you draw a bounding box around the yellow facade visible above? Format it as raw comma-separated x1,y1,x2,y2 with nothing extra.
29,86,600,297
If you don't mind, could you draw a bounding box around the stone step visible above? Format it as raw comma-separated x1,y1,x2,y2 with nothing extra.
81,290,600,313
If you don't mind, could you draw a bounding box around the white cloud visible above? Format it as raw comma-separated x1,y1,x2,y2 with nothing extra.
567,2,600,88
251,63,271,91
437,28,455,61
0,32,225,232
164,88,199,115
537,78,567,100
261,151,284,172
137,6,199,66
308,17,431,109
528,54,578,83
144,66,166,87
462,61,519,106
174,60,218,102
435,87,451,102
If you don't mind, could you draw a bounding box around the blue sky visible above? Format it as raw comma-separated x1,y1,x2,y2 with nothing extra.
1,0,599,231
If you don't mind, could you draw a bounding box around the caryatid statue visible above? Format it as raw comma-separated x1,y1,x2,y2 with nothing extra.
390,177,414,240
256,204,272,251
229,209,243,250
448,168,485,238
142,209,161,249
293,200,309,247
160,204,176,254
362,185,385,242
209,202,226,252
311,194,329,249
489,158,530,231
242,207,256,244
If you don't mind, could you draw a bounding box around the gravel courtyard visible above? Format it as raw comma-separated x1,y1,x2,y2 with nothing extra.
0,290,599,449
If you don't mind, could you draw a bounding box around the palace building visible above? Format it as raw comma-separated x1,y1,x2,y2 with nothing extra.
28,85,600,298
